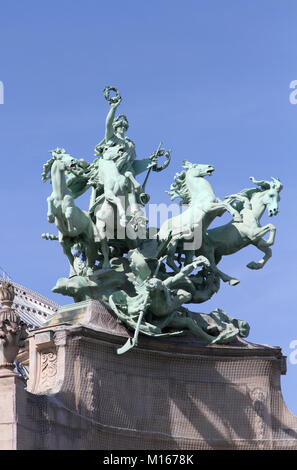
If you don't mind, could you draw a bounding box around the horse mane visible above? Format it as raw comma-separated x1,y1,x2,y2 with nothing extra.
88,159,105,193
166,170,191,205
42,155,57,183
239,187,261,199
231,187,261,212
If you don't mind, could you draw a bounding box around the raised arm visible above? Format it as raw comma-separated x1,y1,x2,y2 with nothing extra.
105,97,122,141
164,255,211,289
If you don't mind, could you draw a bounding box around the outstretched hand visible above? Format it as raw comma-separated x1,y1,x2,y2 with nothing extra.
110,96,122,108
148,153,158,168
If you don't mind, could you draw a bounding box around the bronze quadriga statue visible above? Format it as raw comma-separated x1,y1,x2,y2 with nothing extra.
2,86,294,452
42,87,282,352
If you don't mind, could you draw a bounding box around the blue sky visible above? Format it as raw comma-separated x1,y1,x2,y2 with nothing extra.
1,0,297,414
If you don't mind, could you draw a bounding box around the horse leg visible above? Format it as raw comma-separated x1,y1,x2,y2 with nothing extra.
105,189,127,227
100,237,111,269
247,238,272,270
64,206,75,233
125,171,141,196
47,194,55,223
127,188,140,216
81,238,97,276
256,224,276,246
250,224,275,244
207,201,241,223
266,225,276,245
62,195,78,234
246,224,275,269
125,173,148,225
220,201,242,223
205,247,240,286
126,191,147,238
60,239,76,277
91,219,111,270
213,266,240,286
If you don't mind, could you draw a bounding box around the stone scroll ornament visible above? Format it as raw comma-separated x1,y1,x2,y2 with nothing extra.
42,87,283,353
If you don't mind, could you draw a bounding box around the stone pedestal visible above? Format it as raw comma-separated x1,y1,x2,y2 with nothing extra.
1,299,297,449
0,374,31,450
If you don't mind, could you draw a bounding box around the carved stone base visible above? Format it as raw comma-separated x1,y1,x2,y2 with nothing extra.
3,300,297,449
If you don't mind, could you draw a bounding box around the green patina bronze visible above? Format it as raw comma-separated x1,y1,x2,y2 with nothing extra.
42,87,282,351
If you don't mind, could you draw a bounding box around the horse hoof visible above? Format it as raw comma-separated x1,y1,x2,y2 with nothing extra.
247,262,260,270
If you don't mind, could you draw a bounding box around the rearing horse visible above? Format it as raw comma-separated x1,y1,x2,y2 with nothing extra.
158,160,242,272
43,149,110,276
88,152,147,244
197,176,283,285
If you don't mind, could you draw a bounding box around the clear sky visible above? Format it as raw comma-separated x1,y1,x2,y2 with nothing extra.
0,0,297,414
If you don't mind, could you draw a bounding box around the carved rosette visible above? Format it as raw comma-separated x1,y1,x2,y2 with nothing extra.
0,282,28,375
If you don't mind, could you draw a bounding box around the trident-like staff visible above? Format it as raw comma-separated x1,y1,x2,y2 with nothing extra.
139,143,171,205
116,254,168,355
116,292,150,355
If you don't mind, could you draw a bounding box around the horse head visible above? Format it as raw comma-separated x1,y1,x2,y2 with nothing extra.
250,176,283,217
54,149,79,172
167,161,215,205
183,160,215,178
43,148,78,182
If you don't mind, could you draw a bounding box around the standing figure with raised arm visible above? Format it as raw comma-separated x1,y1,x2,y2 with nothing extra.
94,87,137,173
88,87,171,242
